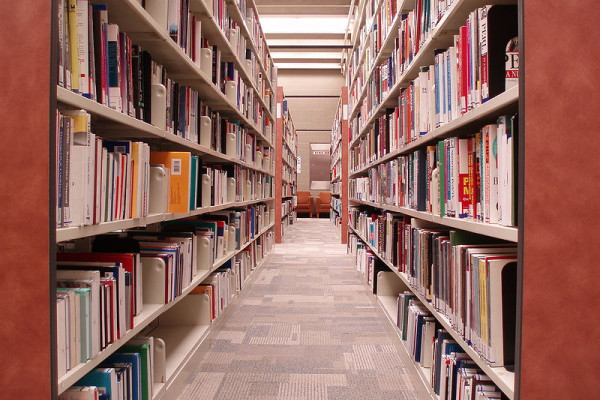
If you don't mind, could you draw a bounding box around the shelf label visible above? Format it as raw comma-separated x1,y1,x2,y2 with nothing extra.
277,103,282,119
343,105,348,120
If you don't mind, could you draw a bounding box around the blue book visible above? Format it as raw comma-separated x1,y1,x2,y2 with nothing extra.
190,155,198,211
75,368,117,399
106,352,141,400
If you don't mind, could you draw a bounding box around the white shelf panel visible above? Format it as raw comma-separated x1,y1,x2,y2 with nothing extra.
57,198,275,242
150,325,211,388
348,199,518,242
349,226,515,398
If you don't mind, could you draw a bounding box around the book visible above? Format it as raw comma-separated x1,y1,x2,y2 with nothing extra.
149,151,192,213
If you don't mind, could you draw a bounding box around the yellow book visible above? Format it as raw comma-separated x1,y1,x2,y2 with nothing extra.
149,152,191,214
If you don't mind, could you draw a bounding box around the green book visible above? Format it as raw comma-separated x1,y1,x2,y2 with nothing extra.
120,344,151,400
437,141,445,216
57,287,91,363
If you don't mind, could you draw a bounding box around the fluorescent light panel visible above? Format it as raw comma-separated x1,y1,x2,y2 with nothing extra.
260,16,348,34
271,52,342,60
275,62,342,70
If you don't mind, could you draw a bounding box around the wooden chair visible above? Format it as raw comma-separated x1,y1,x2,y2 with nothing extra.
296,191,313,218
315,191,331,218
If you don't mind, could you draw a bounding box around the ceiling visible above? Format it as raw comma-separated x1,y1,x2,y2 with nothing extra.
255,0,355,70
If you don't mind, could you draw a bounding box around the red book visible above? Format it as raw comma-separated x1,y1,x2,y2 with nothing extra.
100,278,116,343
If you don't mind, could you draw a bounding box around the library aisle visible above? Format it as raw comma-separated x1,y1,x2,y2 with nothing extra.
176,218,431,400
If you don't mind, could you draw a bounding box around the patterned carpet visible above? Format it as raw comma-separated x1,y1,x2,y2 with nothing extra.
176,218,430,400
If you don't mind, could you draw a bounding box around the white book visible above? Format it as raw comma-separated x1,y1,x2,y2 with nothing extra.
56,294,69,378
449,42,459,121
70,132,88,226
193,19,202,68
75,0,90,97
56,270,101,358
85,132,95,225
94,137,103,224
418,69,429,135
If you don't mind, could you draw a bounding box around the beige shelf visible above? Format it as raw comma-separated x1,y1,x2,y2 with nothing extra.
58,87,275,175
348,199,517,242
57,198,275,243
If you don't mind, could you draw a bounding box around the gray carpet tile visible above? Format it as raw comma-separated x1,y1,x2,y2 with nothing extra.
176,218,430,400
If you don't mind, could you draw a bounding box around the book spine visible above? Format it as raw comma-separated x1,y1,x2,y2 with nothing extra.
479,6,491,102
106,24,122,112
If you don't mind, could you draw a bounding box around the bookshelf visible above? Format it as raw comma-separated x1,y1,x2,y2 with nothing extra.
275,86,299,243
330,87,350,244
344,0,521,399
22,0,281,397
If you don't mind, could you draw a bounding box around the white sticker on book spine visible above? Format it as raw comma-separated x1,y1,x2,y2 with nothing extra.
171,159,182,175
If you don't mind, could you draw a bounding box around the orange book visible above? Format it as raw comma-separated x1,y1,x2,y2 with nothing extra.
149,151,191,213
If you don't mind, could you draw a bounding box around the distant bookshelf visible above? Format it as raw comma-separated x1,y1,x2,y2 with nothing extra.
330,87,349,243
275,86,298,242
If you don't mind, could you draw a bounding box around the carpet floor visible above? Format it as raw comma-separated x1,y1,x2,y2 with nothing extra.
176,218,431,400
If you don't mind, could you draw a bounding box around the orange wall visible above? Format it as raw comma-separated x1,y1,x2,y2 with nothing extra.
0,0,52,397
521,1,600,398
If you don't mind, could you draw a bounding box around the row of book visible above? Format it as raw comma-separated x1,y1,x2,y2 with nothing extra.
57,0,274,143
349,116,517,227
347,0,399,96
235,0,276,85
347,211,518,368
56,110,151,228
349,4,518,141
56,208,274,378
282,182,296,198
331,197,343,215
348,233,378,288
330,181,341,195
196,231,273,321
282,99,297,152
281,199,295,219
398,294,507,399
399,6,518,142
348,0,456,113
210,0,275,109
59,335,163,400
55,112,275,227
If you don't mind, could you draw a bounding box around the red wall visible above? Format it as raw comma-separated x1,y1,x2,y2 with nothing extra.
521,1,600,398
0,0,52,397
